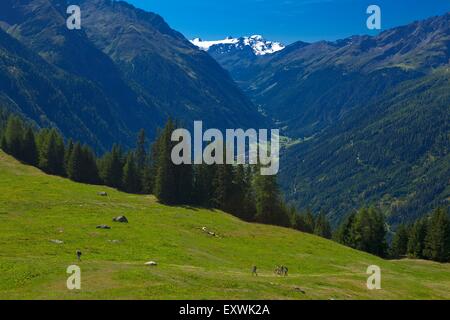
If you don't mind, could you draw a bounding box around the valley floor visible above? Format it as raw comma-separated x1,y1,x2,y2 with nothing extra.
0,151,449,300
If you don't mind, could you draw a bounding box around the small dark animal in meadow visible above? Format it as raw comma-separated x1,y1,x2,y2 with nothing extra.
96,225,111,230
252,266,258,276
113,216,128,223
76,250,82,261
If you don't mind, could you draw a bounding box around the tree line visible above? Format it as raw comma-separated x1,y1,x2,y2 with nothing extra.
389,208,450,262
1,114,448,262
0,115,332,234
334,206,450,262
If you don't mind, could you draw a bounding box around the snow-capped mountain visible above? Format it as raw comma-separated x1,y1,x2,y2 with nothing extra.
191,35,285,56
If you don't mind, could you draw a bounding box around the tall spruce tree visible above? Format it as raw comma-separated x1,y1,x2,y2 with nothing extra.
22,127,38,166
423,208,450,262
38,129,66,176
154,120,177,204
67,143,84,182
351,207,387,257
334,212,357,246
314,212,332,239
80,145,100,185
123,153,141,193
174,160,194,204
292,211,309,233
389,224,410,259
253,171,289,227
64,139,74,173
213,162,235,212
99,144,124,189
193,164,217,207
407,218,428,259
303,209,316,234
141,158,154,194
0,134,7,152
135,129,147,172
4,115,24,159
231,165,256,221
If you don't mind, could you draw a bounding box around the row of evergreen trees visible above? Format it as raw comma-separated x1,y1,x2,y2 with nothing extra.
145,119,302,228
334,206,450,262
389,208,450,262
0,115,149,193
334,207,388,257
0,115,327,231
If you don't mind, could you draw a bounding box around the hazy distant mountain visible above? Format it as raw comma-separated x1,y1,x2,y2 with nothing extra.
0,0,267,150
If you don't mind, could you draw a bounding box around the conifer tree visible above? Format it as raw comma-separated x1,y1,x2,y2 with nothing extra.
141,158,154,194
231,165,256,221
67,142,84,182
291,210,309,233
22,127,38,166
193,164,217,207
141,133,162,195
407,218,428,259
253,171,289,227
314,211,332,239
244,165,257,219
80,145,100,185
389,224,410,259
154,120,177,204
135,129,147,172
123,153,141,193
351,207,387,257
64,139,74,172
151,119,195,204
303,209,316,234
99,144,124,189
423,208,450,262
213,162,235,212
4,115,24,159
38,129,66,176
0,134,7,152
334,212,356,246
174,160,194,204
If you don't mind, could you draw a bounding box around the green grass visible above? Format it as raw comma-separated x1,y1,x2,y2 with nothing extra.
0,150,449,300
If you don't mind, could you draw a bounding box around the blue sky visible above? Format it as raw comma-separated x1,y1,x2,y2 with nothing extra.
127,0,450,44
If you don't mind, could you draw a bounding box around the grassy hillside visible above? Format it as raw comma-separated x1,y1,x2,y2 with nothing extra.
0,150,449,300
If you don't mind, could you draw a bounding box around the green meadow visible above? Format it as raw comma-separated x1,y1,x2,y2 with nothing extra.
0,150,449,300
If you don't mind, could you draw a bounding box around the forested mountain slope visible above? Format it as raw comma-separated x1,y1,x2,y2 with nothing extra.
281,68,450,225
0,0,266,151
207,13,450,225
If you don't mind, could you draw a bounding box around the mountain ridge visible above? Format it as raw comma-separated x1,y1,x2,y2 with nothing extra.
0,0,268,151
191,35,285,56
